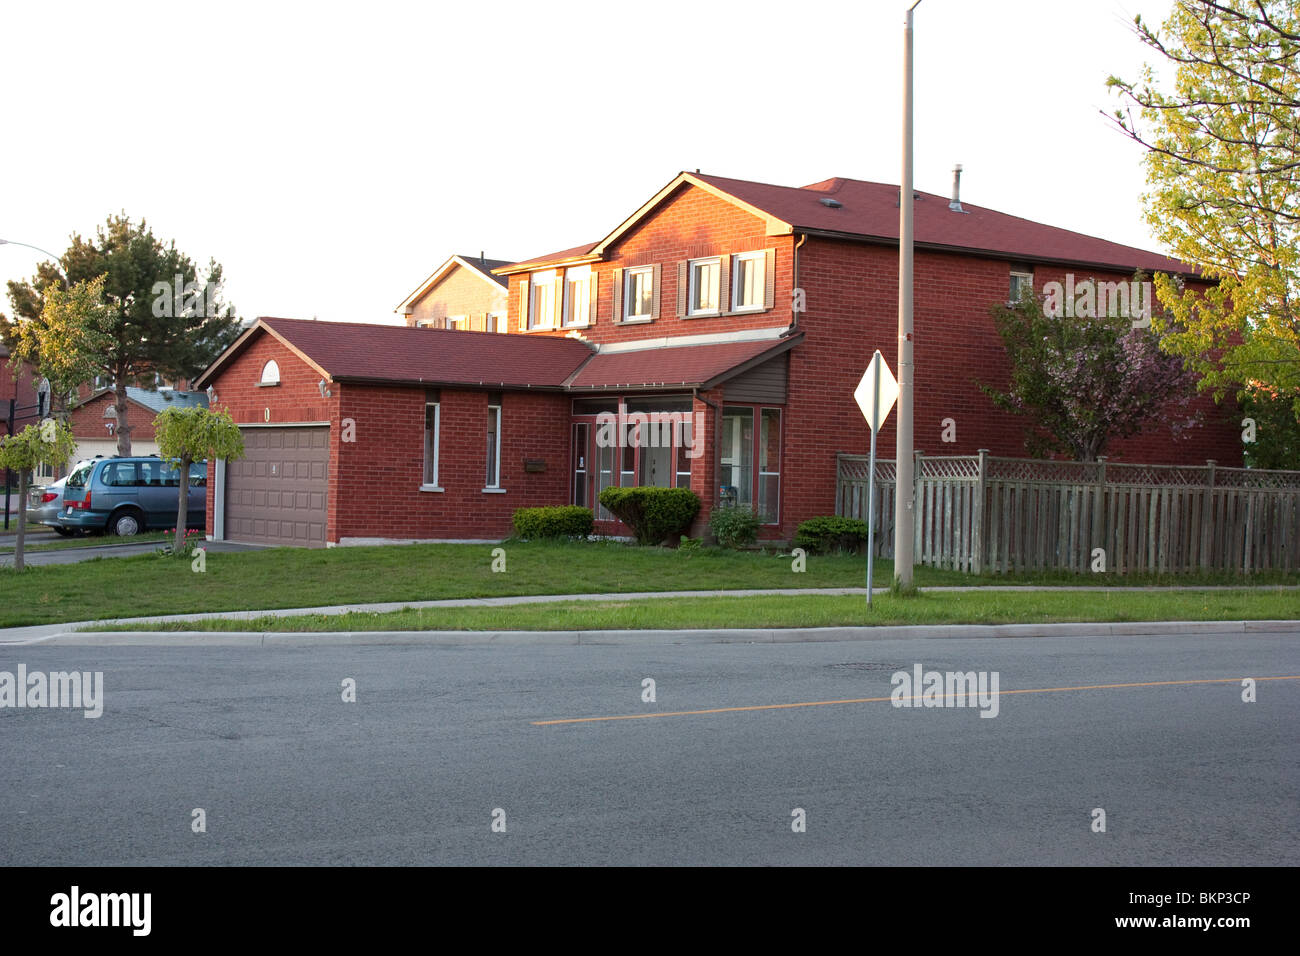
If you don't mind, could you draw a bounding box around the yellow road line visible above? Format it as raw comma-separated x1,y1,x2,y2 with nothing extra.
531,675,1300,726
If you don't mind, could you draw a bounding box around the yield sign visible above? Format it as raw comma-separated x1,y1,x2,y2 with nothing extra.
854,350,898,432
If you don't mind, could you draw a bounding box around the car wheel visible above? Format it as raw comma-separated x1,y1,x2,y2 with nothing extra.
109,511,143,536
54,527,75,537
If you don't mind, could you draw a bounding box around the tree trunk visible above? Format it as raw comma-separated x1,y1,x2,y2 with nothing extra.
114,381,132,456
14,470,28,572
175,455,192,553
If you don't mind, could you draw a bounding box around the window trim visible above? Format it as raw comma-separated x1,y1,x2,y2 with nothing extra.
258,359,281,386
731,250,766,313
529,270,558,330
1009,270,1034,304
688,256,722,317
422,397,441,490
485,401,503,490
562,265,592,329
623,265,655,324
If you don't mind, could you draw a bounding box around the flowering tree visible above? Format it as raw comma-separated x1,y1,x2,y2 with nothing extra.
982,290,1198,461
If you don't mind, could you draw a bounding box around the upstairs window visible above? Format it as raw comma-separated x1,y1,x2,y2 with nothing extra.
1010,270,1034,303
563,266,592,327
259,360,280,385
529,270,559,329
732,251,766,312
624,266,655,322
689,257,721,316
447,315,467,330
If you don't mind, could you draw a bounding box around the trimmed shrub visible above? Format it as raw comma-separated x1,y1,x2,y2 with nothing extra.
794,515,870,554
512,505,594,540
598,486,701,545
708,506,761,549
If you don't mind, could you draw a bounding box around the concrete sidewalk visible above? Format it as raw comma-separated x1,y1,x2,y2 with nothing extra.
0,583,1296,646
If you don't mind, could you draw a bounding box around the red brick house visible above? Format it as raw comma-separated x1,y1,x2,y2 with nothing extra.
395,253,511,331
194,171,1240,548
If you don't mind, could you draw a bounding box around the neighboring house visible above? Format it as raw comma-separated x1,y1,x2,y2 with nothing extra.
395,253,511,331
68,386,208,466
195,171,1242,548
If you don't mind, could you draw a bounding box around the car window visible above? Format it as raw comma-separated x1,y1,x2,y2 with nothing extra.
66,462,94,488
188,462,208,487
143,460,181,487
100,461,138,487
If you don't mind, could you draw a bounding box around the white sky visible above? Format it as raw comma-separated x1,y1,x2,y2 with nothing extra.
1,0,1176,327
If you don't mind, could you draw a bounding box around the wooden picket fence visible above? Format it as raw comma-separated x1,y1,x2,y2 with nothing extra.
835,451,1300,574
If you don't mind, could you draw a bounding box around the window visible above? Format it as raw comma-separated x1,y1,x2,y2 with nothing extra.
720,408,753,508
416,319,437,328
1010,270,1034,302
259,360,280,385
101,461,137,487
446,315,467,330
423,390,441,488
485,398,502,489
624,266,654,322
675,418,693,489
529,270,558,329
689,257,721,315
486,312,505,333
758,408,781,523
563,266,592,328
720,405,783,524
732,251,766,312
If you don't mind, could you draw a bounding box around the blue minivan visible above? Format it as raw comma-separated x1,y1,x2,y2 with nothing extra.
57,457,208,536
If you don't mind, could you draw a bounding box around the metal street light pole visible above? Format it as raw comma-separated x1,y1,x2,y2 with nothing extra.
893,0,921,589
0,238,69,287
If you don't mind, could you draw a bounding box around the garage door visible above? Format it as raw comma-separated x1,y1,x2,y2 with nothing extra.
224,427,329,546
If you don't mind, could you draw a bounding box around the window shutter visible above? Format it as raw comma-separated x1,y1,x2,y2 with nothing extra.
552,274,563,327
587,272,598,325
718,255,731,314
764,248,776,310
519,279,529,330
676,262,688,317
652,264,662,319
611,268,623,322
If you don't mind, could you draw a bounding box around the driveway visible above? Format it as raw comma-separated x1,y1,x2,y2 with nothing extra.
0,539,263,568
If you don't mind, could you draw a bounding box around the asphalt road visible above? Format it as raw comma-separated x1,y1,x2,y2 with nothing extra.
1,630,1295,865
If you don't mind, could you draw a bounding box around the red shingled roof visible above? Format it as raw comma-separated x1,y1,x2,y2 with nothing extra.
567,335,800,390
219,318,596,389
693,172,1193,275
496,241,599,273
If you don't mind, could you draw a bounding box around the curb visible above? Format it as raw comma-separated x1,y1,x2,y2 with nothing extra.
10,619,1300,648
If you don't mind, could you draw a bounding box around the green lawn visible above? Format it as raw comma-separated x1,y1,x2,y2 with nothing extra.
1,538,1295,628
94,588,1300,632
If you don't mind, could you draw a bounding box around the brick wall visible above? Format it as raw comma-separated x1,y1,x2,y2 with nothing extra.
507,185,795,344
779,237,1243,540
333,385,570,541
204,329,572,543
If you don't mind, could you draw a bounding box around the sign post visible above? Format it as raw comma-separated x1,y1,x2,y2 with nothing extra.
853,350,899,607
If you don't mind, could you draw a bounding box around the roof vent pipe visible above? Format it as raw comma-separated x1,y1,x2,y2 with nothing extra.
949,164,965,212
